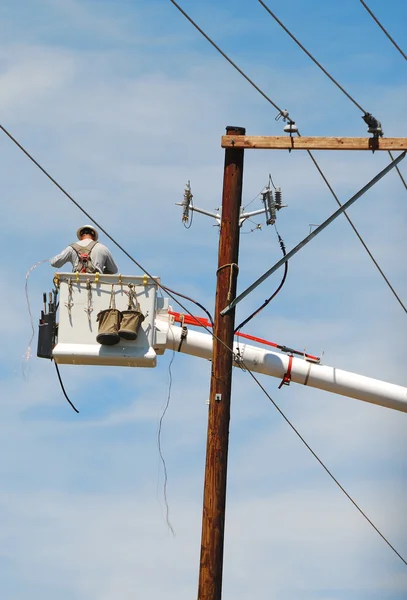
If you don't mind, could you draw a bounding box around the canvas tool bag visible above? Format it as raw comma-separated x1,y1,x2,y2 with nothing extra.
96,287,121,346
119,284,145,341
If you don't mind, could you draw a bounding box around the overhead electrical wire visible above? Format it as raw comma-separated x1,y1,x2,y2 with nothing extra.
306,150,407,314
244,366,407,567
257,0,367,113
168,0,292,120
359,0,407,62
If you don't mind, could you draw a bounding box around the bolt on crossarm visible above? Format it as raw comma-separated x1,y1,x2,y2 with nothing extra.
197,126,245,600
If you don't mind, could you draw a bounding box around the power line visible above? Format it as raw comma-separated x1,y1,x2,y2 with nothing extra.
168,0,290,120
389,150,407,191
359,0,407,61
244,366,407,567
257,0,367,113
305,148,407,314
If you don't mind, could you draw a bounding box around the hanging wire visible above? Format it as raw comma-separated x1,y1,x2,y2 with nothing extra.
359,0,407,61
53,361,79,413
161,285,214,328
157,341,176,537
243,366,407,567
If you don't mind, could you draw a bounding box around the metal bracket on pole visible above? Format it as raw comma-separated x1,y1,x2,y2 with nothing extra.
221,151,406,316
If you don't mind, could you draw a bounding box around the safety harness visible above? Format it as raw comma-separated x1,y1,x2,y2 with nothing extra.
70,241,99,273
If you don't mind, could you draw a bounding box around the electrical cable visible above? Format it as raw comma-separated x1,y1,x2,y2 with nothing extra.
257,0,367,113
161,285,214,328
235,229,288,333
243,365,407,567
388,150,407,191
359,0,407,61
53,361,79,413
305,148,407,314
168,0,291,120
157,341,176,537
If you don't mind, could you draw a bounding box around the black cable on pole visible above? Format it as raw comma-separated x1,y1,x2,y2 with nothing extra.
234,231,288,333
359,0,407,61
244,366,407,567
54,361,79,413
257,0,367,113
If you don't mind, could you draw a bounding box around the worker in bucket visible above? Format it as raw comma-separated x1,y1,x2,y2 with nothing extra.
50,225,118,274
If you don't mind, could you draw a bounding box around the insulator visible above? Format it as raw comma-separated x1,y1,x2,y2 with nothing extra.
262,190,276,226
182,181,192,223
283,121,298,134
275,187,282,210
362,113,383,138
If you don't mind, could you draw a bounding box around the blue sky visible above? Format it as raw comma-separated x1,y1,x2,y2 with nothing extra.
0,1,406,598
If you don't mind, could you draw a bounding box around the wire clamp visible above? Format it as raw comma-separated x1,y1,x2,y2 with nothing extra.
177,323,188,352
278,354,293,389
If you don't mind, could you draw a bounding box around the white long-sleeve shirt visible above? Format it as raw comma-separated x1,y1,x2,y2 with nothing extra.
50,239,118,274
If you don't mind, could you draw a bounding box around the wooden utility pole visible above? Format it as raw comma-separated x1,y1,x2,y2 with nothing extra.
197,126,245,600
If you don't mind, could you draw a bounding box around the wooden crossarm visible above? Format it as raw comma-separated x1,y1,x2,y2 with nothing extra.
221,135,407,151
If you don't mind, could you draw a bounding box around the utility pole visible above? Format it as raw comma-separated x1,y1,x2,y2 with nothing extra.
197,126,245,600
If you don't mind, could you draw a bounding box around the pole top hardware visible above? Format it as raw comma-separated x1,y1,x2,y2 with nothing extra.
362,113,383,138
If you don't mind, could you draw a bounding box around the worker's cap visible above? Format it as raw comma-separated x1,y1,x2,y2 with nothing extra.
77,224,99,241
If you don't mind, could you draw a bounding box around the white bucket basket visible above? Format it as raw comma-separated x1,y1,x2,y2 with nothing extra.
52,273,167,367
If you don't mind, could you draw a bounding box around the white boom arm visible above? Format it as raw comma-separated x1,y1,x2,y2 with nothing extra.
157,319,407,413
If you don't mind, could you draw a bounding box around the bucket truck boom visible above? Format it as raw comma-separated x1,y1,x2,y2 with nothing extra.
39,273,407,414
